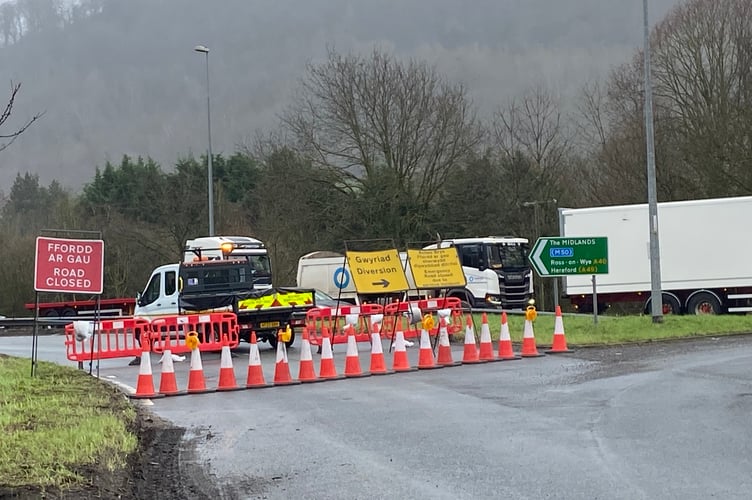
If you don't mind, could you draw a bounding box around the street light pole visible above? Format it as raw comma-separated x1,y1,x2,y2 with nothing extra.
642,0,663,323
194,44,215,237
522,199,558,310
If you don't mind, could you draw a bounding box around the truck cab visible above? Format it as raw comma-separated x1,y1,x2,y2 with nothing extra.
427,236,533,309
183,235,272,289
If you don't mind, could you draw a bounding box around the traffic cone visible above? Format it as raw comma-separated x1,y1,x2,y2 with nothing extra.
391,324,416,372
131,345,163,399
319,327,344,380
478,313,499,362
217,335,241,391
497,312,521,360
546,305,574,354
417,328,442,369
273,331,300,386
297,328,321,383
158,348,180,396
368,322,391,375
436,317,460,367
187,346,212,394
246,332,268,388
344,325,370,377
462,315,483,364
521,318,545,358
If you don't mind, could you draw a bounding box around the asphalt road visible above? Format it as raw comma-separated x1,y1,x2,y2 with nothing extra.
3,332,752,499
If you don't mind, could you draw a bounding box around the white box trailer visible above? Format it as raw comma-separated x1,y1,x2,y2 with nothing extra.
560,196,752,314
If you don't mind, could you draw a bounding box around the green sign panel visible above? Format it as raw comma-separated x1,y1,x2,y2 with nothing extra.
529,237,609,276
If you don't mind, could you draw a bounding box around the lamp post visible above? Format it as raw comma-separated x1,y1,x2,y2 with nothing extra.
194,44,215,236
522,199,558,310
642,0,663,323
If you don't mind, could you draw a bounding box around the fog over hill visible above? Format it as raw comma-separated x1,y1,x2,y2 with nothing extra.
0,0,683,191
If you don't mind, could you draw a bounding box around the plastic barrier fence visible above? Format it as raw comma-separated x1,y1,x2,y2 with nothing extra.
305,303,384,346
149,312,239,354
382,298,464,339
64,317,148,362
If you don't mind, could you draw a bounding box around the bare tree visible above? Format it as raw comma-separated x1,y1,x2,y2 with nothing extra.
282,47,483,210
492,84,574,212
579,0,752,204
1,82,43,153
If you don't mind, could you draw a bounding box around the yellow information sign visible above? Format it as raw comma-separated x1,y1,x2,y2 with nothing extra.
406,248,466,289
346,249,409,294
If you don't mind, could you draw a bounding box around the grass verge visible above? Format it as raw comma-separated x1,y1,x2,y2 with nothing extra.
462,312,752,345
0,354,138,494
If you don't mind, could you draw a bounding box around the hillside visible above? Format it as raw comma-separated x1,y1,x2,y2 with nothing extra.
0,0,682,191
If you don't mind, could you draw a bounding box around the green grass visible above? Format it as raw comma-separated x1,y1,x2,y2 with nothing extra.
0,356,138,491
458,312,752,345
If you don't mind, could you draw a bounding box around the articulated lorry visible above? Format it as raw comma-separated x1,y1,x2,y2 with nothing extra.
560,196,752,315
297,236,533,310
135,236,315,347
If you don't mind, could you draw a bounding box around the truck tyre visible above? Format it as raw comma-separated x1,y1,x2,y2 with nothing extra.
686,292,722,315
266,331,296,350
644,293,682,315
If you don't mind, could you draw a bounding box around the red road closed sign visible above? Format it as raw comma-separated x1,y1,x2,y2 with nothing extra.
34,237,104,294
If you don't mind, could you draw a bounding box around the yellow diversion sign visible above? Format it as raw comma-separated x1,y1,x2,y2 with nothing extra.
237,290,314,310
346,249,409,294
407,248,466,289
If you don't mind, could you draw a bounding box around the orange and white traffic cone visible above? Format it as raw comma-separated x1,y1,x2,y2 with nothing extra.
319,327,343,380
368,322,391,375
187,346,212,394
131,343,163,399
436,317,460,367
246,332,268,388
217,335,241,391
462,315,483,364
497,312,521,360
273,331,299,386
344,325,370,377
546,305,574,354
521,318,545,358
158,348,180,396
297,328,320,383
478,313,499,362
417,328,442,369
391,325,416,372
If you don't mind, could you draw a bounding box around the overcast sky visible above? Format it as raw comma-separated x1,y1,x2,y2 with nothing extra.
0,0,686,190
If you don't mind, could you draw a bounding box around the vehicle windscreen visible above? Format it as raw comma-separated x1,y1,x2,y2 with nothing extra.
248,255,271,277
487,244,527,269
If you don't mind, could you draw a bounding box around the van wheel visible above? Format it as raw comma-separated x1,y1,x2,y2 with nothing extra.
687,292,722,315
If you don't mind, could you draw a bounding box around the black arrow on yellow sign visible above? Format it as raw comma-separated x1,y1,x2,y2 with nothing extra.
371,279,390,288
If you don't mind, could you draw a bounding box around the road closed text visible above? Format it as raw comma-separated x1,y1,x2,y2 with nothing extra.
35,237,104,294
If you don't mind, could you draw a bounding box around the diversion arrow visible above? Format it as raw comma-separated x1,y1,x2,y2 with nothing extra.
371,279,390,288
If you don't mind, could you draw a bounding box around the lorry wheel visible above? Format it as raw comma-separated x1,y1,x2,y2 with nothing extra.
686,292,722,315
285,330,296,348
266,332,296,350
644,293,682,315
266,334,277,350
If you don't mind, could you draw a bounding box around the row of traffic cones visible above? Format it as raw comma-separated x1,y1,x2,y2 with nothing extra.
132,307,573,398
